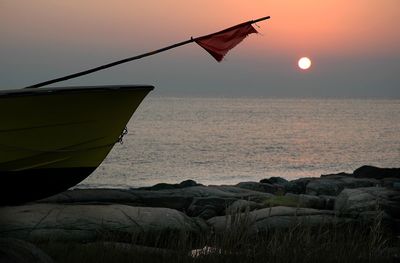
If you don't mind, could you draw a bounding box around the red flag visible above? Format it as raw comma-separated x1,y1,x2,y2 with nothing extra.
195,22,258,62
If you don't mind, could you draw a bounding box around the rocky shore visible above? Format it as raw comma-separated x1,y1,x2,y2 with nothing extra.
0,165,399,262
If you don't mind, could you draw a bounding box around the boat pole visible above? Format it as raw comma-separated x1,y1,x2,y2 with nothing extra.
25,16,270,89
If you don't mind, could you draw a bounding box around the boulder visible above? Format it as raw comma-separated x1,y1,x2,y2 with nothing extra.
382,178,400,189
320,172,353,178
305,177,377,196
264,194,326,210
319,195,336,210
263,195,300,208
138,183,177,191
289,193,326,210
138,179,202,191
187,197,237,219
236,182,283,194
0,238,54,263
207,186,273,202
285,178,317,194
259,177,289,186
0,204,208,243
306,179,343,196
179,179,200,188
39,188,194,211
353,166,400,179
339,177,379,188
38,186,272,212
208,206,340,234
334,187,400,219
38,188,141,204
225,200,262,214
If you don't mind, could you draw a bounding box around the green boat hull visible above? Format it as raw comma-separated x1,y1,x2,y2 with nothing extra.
0,85,153,204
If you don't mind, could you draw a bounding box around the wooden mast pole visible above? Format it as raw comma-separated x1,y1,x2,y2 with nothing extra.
25,16,270,89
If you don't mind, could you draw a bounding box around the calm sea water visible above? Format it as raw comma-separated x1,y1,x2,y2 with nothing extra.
78,97,400,188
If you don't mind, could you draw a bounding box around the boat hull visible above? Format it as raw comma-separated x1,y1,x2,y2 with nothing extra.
0,85,153,204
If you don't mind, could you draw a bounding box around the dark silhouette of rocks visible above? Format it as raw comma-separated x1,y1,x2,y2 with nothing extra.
0,165,398,245
353,165,400,179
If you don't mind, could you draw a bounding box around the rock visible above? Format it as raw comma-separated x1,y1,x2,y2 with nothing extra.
335,187,400,219
320,172,353,178
207,186,273,202
0,238,54,263
264,194,326,210
187,197,237,219
263,195,300,208
319,195,336,210
134,185,247,199
339,177,379,188
39,188,139,204
139,183,177,191
382,178,400,189
285,178,317,194
38,186,272,213
0,204,208,243
305,177,377,196
208,206,341,234
225,200,262,214
301,195,333,210
353,165,400,179
138,180,202,191
305,179,343,196
236,182,283,194
41,188,194,211
294,194,326,210
179,180,200,188
259,177,289,185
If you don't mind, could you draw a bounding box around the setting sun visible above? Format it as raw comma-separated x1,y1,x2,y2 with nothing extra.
298,57,312,70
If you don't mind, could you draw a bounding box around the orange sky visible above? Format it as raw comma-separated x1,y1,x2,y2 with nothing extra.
1,1,399,97
2,0,399,56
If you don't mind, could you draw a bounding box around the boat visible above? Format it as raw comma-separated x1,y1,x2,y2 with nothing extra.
0,85,153,204
0,17,270,205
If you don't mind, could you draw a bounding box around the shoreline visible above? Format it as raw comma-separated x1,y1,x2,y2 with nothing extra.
0,165,399,262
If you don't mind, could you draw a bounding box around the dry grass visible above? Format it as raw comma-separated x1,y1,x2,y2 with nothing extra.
35,211,399,263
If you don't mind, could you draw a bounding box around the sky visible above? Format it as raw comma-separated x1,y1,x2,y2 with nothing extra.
1,0,399,98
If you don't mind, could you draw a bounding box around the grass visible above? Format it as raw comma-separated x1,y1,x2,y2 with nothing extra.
34,211,399,263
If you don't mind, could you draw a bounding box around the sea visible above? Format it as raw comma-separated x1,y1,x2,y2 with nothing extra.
78,97,400,189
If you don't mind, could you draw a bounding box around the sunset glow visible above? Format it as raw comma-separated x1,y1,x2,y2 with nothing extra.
2,1,399,57
1,1,399,98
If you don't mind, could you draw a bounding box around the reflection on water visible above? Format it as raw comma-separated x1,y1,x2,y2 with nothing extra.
80,97,400,188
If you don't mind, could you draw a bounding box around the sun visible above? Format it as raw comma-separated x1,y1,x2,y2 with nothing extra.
298,57,312,70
